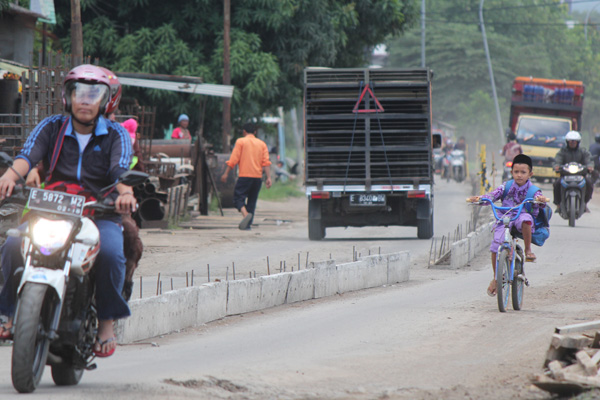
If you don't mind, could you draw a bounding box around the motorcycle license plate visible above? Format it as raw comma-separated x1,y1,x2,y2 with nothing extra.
349,194,386,206
27,188,86,216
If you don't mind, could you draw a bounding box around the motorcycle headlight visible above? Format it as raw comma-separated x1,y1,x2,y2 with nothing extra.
31,218,74,255
565,164,583,174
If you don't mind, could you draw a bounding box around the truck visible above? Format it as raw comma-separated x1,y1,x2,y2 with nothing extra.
509,77,584,181
303,67,440,240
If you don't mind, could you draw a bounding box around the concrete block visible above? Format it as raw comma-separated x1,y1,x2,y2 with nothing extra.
467,232,476,262
314,263,339,298
450,238,469,270
259,274,290,309
197,282,227,325
337,260,372,292
116,286,199,343
227,278,262,315
286,268,316,304
386,252,410,284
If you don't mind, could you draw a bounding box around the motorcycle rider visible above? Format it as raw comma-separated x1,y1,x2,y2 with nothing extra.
553,130,594,213
589,133,600,184
502,131,522,164
0,64,135,358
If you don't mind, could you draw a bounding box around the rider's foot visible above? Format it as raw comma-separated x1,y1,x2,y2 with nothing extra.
525,251,536,262
585,205,591,213
554,205,561,213
94,320,117,357
487,280,496,297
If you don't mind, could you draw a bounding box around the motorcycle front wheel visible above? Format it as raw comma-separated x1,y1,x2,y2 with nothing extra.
11,283,54,393
569,196,577,227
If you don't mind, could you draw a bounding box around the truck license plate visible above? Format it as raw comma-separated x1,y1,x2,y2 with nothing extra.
349,194,386,206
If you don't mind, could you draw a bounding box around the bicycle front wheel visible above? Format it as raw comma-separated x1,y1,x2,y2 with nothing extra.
512,248,525,311
496,248,511,312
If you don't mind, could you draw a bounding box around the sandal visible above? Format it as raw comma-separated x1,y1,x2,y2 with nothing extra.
487,280,496,297
93,336,116,358
0,323,13,340
525,252,537,263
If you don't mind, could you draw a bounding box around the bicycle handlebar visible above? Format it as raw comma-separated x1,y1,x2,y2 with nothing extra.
468,197,543,222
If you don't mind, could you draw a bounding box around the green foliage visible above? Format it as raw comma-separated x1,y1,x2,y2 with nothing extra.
48,0,413,150
258,180,304,201
387,0,600,146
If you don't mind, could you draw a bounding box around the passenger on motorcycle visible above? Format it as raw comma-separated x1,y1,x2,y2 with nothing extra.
502,131,522,163
553,131,594,213
467,154,548,297
589,134,600,184
0,64,135,358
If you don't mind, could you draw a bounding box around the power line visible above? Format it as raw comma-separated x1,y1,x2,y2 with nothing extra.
428,0,600,16
426,18,600,26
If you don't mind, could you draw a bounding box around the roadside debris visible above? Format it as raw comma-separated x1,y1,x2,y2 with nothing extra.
532,320,600,396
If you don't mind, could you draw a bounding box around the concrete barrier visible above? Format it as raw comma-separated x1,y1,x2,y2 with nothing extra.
447,221,494,270
117,251,410,344
286,268,316,304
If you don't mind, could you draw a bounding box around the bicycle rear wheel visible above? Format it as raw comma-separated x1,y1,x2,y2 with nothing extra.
512,247,525,310
496,248,511,312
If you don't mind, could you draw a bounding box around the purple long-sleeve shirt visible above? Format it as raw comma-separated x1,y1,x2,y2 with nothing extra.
482,180,542,219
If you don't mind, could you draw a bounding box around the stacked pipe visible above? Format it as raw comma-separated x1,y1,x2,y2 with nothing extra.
132,176,168,225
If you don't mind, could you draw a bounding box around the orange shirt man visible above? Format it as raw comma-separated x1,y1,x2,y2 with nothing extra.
221,123,271,230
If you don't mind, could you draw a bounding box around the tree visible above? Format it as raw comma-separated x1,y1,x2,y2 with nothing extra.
48,0,415,148
387,0,600,146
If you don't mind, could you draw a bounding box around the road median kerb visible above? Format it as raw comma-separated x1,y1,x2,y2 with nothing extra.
116,251,410,344
449,221,494,269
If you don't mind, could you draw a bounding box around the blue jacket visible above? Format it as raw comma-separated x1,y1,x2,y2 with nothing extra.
17,115,133,200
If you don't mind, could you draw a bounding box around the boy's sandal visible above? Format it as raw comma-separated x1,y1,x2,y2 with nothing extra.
525,253,537,263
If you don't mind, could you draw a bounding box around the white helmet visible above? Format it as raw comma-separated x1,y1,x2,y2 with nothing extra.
565,130,582,141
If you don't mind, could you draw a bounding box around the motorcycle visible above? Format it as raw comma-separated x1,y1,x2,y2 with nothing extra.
502,160,513,181
450,149,466,183
557,162,587,227
0,153,147,393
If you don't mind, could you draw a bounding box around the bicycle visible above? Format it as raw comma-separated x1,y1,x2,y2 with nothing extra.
471,197,544,312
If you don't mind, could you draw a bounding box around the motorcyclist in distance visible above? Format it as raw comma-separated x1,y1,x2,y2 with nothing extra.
553,130,594,213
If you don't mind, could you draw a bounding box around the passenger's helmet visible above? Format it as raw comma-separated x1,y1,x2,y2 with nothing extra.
565,131,582,142
62,64,111,116
595,133,600,143
98,67,121,116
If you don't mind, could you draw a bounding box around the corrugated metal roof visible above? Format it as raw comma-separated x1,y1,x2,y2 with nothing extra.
118,77,234,98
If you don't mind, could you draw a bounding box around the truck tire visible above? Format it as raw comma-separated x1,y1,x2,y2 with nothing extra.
417,211,434,239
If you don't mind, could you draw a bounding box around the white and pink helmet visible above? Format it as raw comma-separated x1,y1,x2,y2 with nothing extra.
61,64,112,116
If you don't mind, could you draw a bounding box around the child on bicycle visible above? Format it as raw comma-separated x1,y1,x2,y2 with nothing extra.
467,154,549,297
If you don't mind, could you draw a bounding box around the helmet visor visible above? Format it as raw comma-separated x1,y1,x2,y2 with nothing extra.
71,82,108,105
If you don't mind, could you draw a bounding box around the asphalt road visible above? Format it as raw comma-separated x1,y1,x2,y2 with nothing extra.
0,177,599,399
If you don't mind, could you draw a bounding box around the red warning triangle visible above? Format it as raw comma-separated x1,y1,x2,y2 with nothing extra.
352,83,385,114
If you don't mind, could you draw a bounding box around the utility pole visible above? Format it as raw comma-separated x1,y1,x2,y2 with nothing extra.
222,0,232,153
421,0,425,67
479,0,504,144
70,0,83,66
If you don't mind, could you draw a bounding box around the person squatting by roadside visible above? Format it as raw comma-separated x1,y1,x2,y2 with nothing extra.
171,114,191,139
553,131,594,213
467,154,549,297
0,64,135,358
220,122,271,230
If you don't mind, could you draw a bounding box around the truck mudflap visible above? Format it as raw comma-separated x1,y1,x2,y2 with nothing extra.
416,197,432,220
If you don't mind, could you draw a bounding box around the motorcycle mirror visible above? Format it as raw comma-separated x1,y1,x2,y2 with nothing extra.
118,170,149,187
432,133,442,149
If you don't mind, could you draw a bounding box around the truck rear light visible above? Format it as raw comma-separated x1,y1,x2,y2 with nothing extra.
311,191,330,199
407,190,426,198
